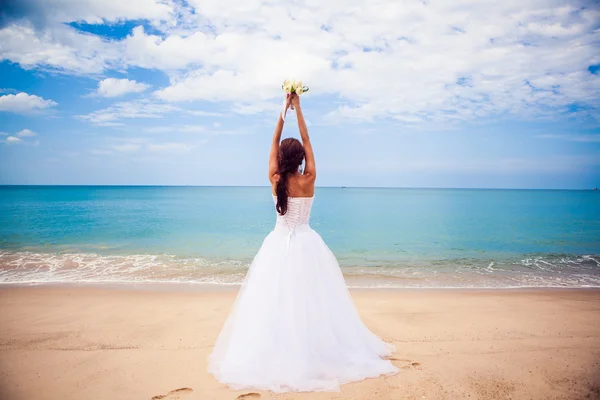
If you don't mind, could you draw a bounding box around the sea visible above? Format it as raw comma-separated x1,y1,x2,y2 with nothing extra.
0,186,598,289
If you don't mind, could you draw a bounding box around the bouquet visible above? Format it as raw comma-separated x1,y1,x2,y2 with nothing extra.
282,79,309,96
281,79,309,121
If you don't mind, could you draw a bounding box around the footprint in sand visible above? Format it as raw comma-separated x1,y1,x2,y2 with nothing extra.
151,387,193,400
388,357,422,369
236,393,261,400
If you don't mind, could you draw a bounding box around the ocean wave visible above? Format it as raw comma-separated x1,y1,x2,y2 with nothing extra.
1,250,599,289
0,250,249,285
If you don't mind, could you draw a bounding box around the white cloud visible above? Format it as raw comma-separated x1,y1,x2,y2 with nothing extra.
78,99,225,127
52,0,175,24
187,110,224,117
143,124,245,135
121,26,210,70
150,33,329,106
0,22,120,74
148,0,600,120
1,129,39,145
0,92,57,114
0,0,179,74
96,78,150,97
1,0,599,122
6,136,22,143
78,99,181,126
96,136,200,154
16,129,36,137
6,0,176,25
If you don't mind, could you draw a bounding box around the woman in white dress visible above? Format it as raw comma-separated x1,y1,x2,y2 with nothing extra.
208,93,398,393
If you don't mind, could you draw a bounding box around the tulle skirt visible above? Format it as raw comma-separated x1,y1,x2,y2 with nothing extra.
208,224,398,393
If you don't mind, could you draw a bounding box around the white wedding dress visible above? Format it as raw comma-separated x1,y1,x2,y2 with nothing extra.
208,195,398,393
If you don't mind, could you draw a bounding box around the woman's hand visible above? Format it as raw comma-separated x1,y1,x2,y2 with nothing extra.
291,93,300,109
280,93,293,121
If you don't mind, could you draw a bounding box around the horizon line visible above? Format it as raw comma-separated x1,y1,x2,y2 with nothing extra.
0,184,597,191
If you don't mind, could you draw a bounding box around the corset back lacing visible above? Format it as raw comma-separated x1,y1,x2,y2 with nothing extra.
273,195,314,256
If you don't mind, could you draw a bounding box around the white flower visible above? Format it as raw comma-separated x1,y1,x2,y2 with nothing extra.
282,79,293,93
282,79,308,94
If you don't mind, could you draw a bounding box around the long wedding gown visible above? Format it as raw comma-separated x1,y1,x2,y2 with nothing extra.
208,195,398,393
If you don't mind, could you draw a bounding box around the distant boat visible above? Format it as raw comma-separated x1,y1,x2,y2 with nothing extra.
342,186,347,188
594,188,598,191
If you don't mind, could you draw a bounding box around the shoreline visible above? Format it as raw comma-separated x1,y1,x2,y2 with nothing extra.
3,249,599,289
2,280,600,293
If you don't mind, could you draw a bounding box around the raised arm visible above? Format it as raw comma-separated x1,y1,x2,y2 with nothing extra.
292,95,316,181
268,95,291,182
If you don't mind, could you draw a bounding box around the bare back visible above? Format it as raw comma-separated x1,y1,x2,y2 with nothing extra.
271,172,315,198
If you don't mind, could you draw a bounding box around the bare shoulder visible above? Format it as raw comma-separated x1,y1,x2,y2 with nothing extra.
301,171,316,183
298,173,315,195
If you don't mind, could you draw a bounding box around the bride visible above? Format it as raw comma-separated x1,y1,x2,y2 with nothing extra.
208,92,398,393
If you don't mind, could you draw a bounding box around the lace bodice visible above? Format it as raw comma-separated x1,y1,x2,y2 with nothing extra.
273,195,314,230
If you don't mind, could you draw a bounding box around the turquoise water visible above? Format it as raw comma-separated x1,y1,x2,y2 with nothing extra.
0,186,599,288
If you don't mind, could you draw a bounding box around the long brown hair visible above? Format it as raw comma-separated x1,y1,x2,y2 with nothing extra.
276,138,305,215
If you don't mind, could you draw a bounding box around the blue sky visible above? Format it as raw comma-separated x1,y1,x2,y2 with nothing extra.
0,0,599,189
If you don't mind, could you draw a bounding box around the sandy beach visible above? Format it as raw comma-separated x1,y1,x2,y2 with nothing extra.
0,285,599,400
